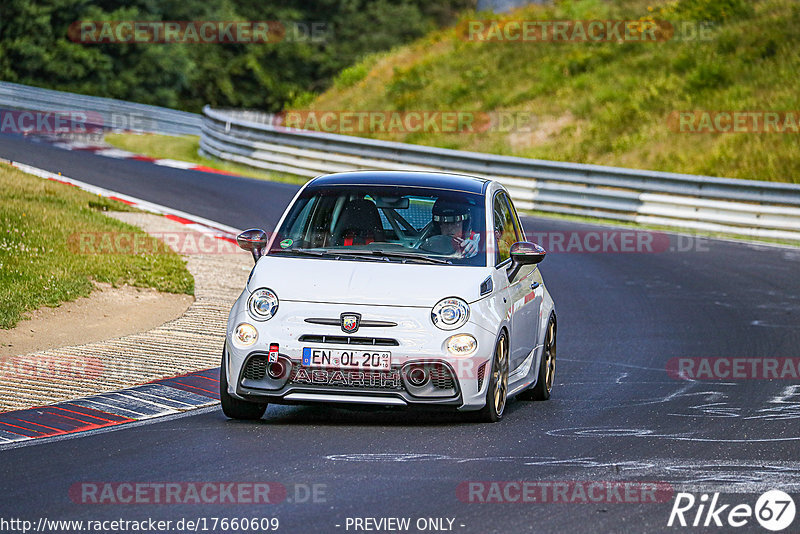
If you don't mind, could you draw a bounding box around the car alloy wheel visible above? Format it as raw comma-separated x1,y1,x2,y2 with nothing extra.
220,345,268,420
474,331,509,423
493,333,509,417
543,317,556,394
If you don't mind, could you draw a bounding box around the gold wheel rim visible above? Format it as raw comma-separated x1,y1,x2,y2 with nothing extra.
493,335,508,416
544,320,556,393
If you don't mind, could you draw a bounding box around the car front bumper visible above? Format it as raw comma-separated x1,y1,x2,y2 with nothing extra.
224,299,498,411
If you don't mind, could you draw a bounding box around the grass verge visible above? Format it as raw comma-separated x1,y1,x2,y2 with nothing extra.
0,164,194,329
105,133,310,185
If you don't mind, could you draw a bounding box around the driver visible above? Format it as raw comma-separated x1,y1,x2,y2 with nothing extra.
424,199,480,258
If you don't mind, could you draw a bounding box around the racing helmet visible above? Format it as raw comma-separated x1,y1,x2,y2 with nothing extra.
432,198,471,235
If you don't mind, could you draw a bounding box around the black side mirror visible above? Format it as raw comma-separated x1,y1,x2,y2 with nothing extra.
507,241,546,278
237,228,269,263
510,241,546,265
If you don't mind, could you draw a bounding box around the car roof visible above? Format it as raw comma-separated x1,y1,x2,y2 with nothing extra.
307,171,490,194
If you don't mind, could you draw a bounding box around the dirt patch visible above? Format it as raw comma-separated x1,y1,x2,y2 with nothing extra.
0,283,193,358
507,112,576,151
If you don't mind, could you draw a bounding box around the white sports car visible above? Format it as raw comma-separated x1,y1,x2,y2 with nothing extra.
222,171,556,422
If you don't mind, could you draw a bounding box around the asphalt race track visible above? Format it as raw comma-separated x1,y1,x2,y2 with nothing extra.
1,132,800,533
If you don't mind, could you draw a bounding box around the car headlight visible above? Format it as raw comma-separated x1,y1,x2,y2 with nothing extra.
233,323,258,347
248,288,279,321
431,297,470,330
446,334,477,356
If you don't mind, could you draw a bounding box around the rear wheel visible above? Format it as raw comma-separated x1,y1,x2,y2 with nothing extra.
520,315,556,401
220,347,267,420
474,331,509,423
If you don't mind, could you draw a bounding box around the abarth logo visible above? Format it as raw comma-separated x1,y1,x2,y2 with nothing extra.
341,313,361,333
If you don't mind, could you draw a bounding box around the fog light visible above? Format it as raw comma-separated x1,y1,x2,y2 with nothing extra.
233,323,258,347
446,334,477,356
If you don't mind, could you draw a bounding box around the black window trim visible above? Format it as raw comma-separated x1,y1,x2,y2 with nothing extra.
505,195,526,242
492,190,521,268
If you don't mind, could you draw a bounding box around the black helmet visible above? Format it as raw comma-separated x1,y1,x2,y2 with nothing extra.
432,198,471,236
432,199,470,224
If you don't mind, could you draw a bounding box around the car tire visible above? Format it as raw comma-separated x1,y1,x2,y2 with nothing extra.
220,347,267,420
474,331,509,423
520,314,556,401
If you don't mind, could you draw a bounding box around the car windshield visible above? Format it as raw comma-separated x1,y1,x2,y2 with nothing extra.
269,185,486,266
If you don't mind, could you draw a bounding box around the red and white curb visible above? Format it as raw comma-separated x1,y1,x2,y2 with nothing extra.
0,369,220,448
2,158,242,244
50,139,240,176
0,159,247,445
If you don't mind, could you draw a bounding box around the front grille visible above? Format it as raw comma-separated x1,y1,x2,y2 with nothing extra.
298,334,398,347
304,318,397,328
243,355,268,380
289,364,404,390
430,365,456,390
477,361,488,390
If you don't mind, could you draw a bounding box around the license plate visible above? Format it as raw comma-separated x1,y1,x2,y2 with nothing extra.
302,348,391,370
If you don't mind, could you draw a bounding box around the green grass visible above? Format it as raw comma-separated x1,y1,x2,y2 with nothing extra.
105,133,310,185
0,164,194,329
300,0,800,183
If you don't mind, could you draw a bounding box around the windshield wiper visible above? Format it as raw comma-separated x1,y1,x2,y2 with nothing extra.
330,249,452,264
271,248,452,264
270,249,335,257
270,248,387,262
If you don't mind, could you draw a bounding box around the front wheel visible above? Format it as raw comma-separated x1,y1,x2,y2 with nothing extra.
474,331,509,423
520,314,556,401
220,347,267,420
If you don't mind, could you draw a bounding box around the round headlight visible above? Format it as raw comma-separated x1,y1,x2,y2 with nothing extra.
431,297,470,330
446,334,477,356
233,323,258,347
248,288,279,321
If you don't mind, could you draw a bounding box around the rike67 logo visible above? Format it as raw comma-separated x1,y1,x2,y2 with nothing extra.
668,490,796,531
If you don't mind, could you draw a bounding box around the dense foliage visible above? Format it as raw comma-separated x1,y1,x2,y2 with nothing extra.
0,0,473,112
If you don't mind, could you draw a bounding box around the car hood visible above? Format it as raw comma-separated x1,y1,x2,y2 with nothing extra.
248,255,488,307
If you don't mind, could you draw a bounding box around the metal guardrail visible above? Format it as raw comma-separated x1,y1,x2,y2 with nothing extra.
0,81,202,136
201,107,800,241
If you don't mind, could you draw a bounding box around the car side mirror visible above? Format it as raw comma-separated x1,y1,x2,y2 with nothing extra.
507,241,546,278
237,228,269,263
511,241,546,265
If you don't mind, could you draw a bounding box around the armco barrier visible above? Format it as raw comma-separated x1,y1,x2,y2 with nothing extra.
0,82,201,136
200,107,800,241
